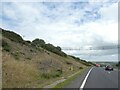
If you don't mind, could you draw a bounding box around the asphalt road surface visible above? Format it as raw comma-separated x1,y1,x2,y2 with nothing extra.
65,67,119,89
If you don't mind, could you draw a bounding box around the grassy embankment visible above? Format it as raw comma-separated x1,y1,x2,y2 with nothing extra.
1,28,92,88
54,68,88,88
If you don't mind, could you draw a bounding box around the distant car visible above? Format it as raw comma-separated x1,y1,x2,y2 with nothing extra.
105,65,113,71
96,64,100,67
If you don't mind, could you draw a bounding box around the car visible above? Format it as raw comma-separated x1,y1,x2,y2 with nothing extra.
105,65,113,71
96,64,100,67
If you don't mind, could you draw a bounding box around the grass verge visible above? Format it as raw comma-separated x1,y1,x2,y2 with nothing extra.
54,67,88,88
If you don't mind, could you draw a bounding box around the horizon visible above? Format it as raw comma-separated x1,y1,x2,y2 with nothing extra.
0,0,119,62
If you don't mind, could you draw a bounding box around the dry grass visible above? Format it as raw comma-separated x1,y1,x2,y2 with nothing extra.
2,53,40,88
2,37,87,88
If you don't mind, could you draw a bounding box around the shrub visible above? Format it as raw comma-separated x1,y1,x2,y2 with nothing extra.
66,61,72,65
30,49,34,52
2,39,11,52
31,38,67,57
79,67,83,69
56,46,62,51
25,40,31,44
11,52,19,60
41,70,62,79
32,39,45,47
80,62,91,66
69,55,80,61
24,40,31,46
42,44,67,57
41,73,51,79
2,29,24,43
26,57,31,60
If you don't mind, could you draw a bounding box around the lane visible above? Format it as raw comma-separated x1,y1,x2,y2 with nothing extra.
84,67,118,88
80,67,93,88
63,66,119,89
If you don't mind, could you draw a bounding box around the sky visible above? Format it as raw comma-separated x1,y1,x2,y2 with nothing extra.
0,0,119,62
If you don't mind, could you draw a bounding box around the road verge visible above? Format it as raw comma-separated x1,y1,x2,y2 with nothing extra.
53,68,88,88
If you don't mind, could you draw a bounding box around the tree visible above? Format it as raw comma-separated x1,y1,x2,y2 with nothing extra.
42,44,67,57
56,46,62,51
2,29,24,43
32,38,45,47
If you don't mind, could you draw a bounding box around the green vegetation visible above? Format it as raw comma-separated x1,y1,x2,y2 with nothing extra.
2,39,11,52
79,67,83,69
1,28,67,57
69,55,93,66
42,44,67,57
54,68,86,88
24,40,31,46
11,52,20,60
32,38,45,47
41,70,62,79
31,38,67,57
2,29,24,43
80,60,94,66
1,28,90,88
69,55,80,60
26,57,31,60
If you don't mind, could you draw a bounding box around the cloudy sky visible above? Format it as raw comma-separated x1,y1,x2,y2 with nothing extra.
0,0,119,62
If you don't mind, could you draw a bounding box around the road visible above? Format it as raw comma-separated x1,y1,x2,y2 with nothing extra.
64,67,119,89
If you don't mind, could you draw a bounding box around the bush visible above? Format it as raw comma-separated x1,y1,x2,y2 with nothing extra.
32,38,45,47
2,29,24,43
42,43,67,57
56,46,62,51
2,39,11,52
80,61,91,66
79,67,83,69
69,55,80,61
11,53,19,60
41,70,62,79
25,40,31,44
66,61,72,65
26,57,31,60
31,38,67,57
24,40,31,46
69,55,92,66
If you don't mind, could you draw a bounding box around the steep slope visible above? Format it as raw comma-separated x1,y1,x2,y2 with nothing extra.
1,28,88,88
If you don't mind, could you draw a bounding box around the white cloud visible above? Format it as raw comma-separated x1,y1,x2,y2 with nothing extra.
1,0,89,2
1,2,118,61
99,3,118,22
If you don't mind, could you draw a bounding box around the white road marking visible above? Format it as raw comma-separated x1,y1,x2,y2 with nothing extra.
79,67,93,90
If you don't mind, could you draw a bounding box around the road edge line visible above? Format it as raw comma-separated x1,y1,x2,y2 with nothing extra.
79,67,93,90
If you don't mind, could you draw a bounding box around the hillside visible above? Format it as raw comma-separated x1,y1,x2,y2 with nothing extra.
1,28,90,88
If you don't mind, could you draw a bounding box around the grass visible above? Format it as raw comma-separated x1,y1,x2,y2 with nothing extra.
11,52,20,60
2,58,40,88
41,70,62,79
2,34,88,88
54,68,87,88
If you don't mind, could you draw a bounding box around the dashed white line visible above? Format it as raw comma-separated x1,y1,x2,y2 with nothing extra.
79,67,93,90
